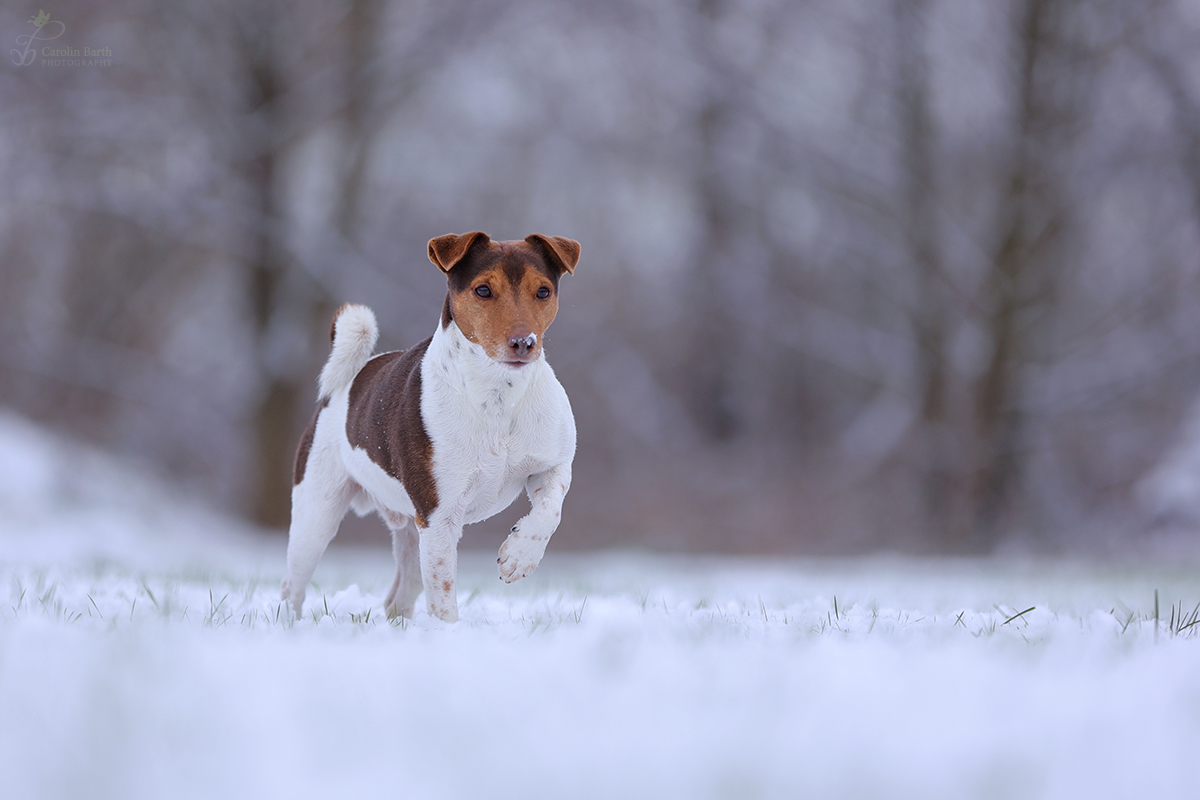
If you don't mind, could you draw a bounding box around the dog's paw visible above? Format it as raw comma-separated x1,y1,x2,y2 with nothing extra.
427,600,459,623
385,600,417,621
280,577,304,616
497,529,547,584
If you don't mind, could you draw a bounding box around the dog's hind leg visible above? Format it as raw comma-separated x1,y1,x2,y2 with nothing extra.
383,512,423,619
281,475,355,617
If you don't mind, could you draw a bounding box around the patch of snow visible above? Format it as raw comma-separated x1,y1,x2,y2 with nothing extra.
3,411,1200,799
0,409,273,569
2,554,1200,800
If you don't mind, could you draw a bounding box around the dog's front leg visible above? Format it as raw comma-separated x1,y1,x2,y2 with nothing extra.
498,463,572,583
419,517,463,622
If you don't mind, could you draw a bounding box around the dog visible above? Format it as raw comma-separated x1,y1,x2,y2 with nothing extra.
281,232,579,622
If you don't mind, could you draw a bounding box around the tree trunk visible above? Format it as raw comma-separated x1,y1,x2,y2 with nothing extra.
970,0,1052,543
894,0,968,548
244,16,303,528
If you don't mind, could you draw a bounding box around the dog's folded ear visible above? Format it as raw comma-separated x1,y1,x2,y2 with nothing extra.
525,234,580,275
428,231,490,273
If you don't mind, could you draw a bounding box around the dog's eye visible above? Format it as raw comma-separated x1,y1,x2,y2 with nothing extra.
474,285,492,298
536,286,551,299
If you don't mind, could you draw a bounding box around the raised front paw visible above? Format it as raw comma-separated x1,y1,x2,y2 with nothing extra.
497,525,547,584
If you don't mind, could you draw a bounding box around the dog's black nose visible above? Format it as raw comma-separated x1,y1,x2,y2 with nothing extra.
508,332,537,357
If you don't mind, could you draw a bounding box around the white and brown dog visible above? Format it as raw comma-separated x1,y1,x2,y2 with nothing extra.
282,232,579,622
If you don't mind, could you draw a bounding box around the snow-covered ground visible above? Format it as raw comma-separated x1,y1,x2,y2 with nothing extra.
3,410,1200,799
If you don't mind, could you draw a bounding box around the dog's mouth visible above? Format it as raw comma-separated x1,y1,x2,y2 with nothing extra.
501,359,533,368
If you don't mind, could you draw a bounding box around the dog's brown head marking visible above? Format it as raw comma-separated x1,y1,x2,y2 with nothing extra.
428,232,580,365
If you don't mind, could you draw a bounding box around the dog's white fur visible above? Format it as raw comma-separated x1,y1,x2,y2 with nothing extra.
317,305,378,401
282,304,576,622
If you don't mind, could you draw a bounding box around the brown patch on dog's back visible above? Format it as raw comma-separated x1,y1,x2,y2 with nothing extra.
345,342,438,527
293,396,330,486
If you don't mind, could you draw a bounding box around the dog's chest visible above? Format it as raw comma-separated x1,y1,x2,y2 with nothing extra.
461,438,551,523
423,366,566,523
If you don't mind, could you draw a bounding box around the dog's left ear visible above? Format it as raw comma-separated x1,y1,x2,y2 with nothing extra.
525,234,580,275
428,231,490,273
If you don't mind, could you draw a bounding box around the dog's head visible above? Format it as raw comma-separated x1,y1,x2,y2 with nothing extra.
428,232,579,367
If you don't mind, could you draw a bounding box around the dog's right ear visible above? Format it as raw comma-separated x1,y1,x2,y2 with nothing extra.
428,232,490,274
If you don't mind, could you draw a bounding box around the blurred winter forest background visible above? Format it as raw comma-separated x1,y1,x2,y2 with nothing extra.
3,0,1200,556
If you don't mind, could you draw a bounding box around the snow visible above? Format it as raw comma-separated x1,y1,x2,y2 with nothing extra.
3,410,1200,799
0,410,268,569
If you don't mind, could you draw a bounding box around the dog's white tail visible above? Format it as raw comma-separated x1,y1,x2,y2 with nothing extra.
318,303,378,400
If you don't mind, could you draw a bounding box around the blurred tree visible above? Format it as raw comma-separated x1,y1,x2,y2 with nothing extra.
3,0,1199,552
892,0,965,547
